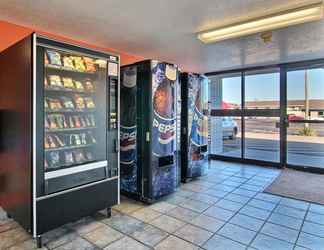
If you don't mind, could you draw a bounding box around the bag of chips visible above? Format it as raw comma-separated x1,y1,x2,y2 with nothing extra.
73,150,86,163
48,151,60,167
84,97,95,109
64,151,74,166
73,116,82,128
72,56,86,72
73,95,85,109
83,57,96,72
85,151,93,161
48,98,62,110
61,97,75,110
62,77,75,90
74,81,84,92
62,56,74,69
47,50,62,66
49,75,63,88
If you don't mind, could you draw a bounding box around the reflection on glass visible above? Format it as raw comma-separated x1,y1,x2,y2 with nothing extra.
210,116,241,157
44,48,107,172
245,69,280,109
244,117,280,162
209,73,241,110
287,123,324,168
287,68,324,168
287,69,324,121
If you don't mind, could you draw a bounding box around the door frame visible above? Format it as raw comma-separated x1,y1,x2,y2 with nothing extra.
207,57,324,173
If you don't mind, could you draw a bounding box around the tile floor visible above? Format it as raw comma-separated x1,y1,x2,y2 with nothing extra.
1,160,324,249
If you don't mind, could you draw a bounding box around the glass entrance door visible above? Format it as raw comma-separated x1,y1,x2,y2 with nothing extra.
286,66,324,170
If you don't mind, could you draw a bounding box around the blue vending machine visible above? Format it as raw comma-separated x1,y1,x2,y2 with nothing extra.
181,73,209,182
120,60,180,202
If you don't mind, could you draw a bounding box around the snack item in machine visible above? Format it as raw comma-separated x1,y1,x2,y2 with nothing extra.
73,95,85,109
62,56,74,69
64,151,74,165
44,99,49,109
84,97,95,109
84,79,94,92
44,137,50,149
55,114,68,129
46,50,62,66
72,56,86,72
48,98,63,110
44,77,49,87
83,57,96,72
85,151,94,161
53,135,65,147
87,132,97,144
73,116,82,128
68,116,75,128
74,81,84,92
47,135,57,148
48,151,60,167
61,97,75,110
44,116,50,129
49,75,63,88
73,149,86,163
62,77,75,90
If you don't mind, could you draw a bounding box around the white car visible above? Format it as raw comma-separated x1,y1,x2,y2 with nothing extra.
222,117,238,139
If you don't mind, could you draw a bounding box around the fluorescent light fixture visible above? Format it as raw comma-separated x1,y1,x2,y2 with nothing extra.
198,2,324,44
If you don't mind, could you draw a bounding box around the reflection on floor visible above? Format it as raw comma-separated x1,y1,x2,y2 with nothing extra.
1,160,324,249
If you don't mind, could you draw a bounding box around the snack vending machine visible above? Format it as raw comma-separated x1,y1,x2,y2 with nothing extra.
181,73,209,182
120,60,179,202
0,34,119,247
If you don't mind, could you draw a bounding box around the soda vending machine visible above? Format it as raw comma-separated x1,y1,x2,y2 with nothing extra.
0,34,119,247
181,73,209,182
120,60,179,202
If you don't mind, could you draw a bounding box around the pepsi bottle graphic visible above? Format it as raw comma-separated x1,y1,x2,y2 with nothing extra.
120,67,137,193
152,78,176,156
188,75,208,177
151,62,177,198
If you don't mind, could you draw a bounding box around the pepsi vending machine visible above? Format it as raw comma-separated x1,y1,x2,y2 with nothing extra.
120,60,179,202
181,73,209,182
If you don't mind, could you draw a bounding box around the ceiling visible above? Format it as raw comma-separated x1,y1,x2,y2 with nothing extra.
1,0,324,73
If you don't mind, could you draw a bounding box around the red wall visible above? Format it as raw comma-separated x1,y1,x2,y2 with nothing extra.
0,20,143,65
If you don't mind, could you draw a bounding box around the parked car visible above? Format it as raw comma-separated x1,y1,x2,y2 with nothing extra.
222,117,238,139
288,114,304,121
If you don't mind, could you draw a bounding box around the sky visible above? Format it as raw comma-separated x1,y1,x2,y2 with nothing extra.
221,68,324,105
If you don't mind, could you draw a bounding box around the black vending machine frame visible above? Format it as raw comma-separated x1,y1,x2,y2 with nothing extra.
120,60,179,203
0,33,120,247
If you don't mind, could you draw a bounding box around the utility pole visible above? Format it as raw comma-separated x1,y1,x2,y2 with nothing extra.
305,70,309,129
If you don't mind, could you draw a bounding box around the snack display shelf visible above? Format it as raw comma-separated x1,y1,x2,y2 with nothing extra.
45,143,96,152
45,127,97,132
45,64,97,75
45,109,96,113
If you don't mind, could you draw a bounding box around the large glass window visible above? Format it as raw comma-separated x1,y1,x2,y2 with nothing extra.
245,69,280,109
209,73,241,110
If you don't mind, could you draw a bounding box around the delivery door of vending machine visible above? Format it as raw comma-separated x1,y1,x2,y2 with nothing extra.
181,73,209,182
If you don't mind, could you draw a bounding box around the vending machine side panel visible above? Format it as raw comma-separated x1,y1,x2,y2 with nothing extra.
0,35,33,232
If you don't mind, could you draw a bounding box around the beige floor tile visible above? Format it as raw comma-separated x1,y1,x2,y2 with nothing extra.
130,224,168,247
154,235,199,250
174,224,213,246
131,207,162,223
104,236,150,250
83,224,123,248
149,202,177,214
150,214,186,233
0,227,30,249
167,206,199,223
191,214,225,233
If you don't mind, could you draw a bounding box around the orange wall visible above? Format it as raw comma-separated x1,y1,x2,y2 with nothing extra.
0,20,143,65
